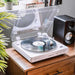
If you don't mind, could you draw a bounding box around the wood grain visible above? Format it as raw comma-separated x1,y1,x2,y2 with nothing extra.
6,44,75,75
6,58,25,75
28,57,75,75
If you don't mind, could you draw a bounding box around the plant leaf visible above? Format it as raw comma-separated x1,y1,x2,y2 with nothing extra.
0,11,16,73
0,23,10,29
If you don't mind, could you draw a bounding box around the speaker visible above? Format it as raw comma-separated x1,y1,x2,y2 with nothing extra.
53,15,75,45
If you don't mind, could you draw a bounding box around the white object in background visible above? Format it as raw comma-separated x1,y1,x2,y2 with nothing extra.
19,0,26,9
5,2,13,10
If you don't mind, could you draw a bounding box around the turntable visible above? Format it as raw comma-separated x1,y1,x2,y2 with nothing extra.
11,7,68,63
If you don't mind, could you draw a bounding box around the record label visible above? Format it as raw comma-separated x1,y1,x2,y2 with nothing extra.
32,41,45,46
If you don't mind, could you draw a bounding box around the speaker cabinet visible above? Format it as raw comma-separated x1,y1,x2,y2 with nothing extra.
53,15,75,45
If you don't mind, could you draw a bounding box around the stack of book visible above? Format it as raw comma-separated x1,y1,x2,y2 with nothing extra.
26,0,45,9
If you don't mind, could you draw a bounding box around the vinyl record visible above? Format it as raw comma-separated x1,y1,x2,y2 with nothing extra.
21,36,57,52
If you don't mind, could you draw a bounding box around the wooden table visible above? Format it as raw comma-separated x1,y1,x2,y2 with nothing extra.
6,44,75,75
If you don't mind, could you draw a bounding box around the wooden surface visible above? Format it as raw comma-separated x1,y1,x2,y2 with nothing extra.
6,44,75,75
28,57,75,75
66,44,75,56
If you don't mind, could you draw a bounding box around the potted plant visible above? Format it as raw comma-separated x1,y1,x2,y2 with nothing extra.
0,12,16,74
4,0,13,10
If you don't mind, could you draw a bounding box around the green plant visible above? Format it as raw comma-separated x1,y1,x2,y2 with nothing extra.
4,0,13,2
13,0,18,5
4,0,18,3
0,12,16,73
0,0,18,7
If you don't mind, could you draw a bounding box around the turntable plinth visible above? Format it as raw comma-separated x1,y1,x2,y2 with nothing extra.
6,44,75,75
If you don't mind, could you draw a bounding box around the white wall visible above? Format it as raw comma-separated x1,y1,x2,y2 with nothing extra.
59,0,75,17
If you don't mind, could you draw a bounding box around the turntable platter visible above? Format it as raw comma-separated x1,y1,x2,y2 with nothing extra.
21,36,57,52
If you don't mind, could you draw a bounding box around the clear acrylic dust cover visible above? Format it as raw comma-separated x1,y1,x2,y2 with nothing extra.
11,6,59,42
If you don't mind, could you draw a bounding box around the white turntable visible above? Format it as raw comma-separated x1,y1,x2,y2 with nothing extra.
12,36,68,63
11,6,68,63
